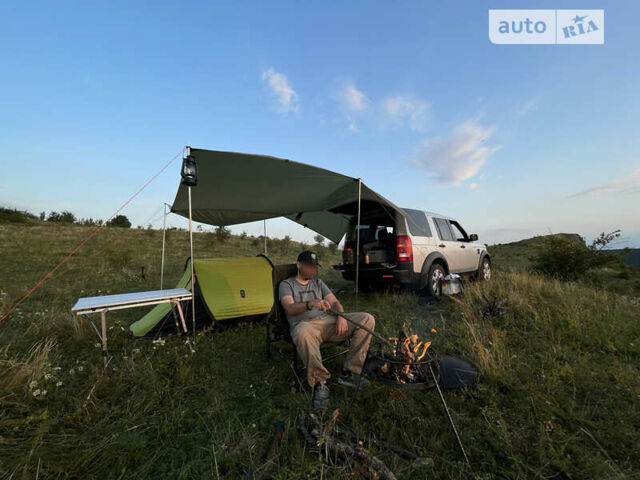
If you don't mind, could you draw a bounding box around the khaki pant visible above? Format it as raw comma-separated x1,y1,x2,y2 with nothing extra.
290,312,375,387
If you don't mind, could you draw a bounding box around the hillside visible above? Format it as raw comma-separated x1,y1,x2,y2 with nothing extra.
612,247,640,268
1,224,639,479
489,233,640,297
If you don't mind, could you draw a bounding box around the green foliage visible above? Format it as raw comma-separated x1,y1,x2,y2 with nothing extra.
106,214,131,228
279,235,292,255
0,207,38,224
530,231,622,280
77,217,102,226
47,210,76,223
214,226,231,243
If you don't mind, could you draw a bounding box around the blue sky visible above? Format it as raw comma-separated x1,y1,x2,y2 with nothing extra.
1,1,639,248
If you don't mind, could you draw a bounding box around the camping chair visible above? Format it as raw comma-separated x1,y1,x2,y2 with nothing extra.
265,262,350,373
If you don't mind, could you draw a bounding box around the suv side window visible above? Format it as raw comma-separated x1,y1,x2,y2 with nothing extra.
449,220,469,242
433,217,454,241
403,209,432,237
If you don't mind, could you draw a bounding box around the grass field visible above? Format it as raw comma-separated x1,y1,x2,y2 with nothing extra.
1,220,639,479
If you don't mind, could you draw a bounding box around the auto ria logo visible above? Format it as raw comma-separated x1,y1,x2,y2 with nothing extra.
489,9,604,44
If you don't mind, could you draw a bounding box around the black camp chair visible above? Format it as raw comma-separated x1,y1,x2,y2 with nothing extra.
265,262,350,374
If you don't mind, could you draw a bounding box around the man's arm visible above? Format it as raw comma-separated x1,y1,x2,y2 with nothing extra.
323,288,348,336
280,295,308,316
280,296,330,316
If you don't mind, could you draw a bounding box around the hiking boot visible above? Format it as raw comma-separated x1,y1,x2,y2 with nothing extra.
337,368,370,388
311,381,330,409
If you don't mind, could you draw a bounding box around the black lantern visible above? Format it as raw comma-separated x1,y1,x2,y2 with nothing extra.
181,155,198,187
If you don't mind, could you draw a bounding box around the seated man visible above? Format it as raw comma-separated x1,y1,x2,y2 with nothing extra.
279,250,376,408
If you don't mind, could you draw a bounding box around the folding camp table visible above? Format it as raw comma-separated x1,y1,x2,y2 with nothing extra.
71,288,193,364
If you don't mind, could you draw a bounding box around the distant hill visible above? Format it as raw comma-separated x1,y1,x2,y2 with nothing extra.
0,207,39,224
490,232,584,248
611,248,640,268
487,233,585,271
489,233,639,270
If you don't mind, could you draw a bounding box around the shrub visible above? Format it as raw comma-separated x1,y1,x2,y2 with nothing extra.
47,210,76,223
214,226,231,243
106,215,131,228
530,231,622,280
280,235,292,255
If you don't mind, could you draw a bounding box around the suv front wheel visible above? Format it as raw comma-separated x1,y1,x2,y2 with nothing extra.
478,258,491,281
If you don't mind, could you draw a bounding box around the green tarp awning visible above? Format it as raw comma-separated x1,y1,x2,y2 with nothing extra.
170,148,406,244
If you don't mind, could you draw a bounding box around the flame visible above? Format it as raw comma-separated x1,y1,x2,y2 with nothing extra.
382,330,434,381
401,334,432,374
416,341,431,360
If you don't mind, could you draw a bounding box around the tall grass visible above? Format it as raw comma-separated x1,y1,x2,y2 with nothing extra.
1,224,639,478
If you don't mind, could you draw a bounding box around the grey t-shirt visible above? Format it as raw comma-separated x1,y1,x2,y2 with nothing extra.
278,276,332,328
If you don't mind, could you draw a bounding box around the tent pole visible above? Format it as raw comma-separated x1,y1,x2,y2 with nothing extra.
187,152,196,341
355,178,362,308
263,219,267,255
160,203,167,289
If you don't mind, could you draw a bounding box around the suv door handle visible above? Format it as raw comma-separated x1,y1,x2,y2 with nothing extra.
460,245,466,248
438,244,445,248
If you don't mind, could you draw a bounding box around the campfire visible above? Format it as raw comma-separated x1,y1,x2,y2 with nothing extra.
364,325,440,390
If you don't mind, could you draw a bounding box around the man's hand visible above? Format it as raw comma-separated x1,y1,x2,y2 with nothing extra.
335,315,348,336
310,299,331,311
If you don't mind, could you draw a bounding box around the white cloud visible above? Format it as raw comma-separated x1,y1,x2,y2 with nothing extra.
261,67,298,112
382,95,431,131
338,82,369,113
568,167,640,198
335,82,369,132
409,121,500,184
517,96,540,117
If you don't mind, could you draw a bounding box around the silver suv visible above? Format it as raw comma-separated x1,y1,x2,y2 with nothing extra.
333,208,491,296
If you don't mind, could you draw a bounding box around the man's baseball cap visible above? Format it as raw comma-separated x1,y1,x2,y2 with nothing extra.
297,250,321,267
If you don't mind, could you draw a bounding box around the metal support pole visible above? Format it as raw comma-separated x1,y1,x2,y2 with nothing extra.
160,203,167,289
355,179,362,307
429,361,470,465
263,219,267,255
188,185,196,341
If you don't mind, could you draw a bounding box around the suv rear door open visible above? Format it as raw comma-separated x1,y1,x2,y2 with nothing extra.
402,208,435,275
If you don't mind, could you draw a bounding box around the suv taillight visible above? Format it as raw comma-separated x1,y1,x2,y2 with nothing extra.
343,247,354,264
396,236,413,262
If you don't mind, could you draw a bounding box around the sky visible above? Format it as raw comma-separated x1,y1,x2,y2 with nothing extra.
1,0,639,249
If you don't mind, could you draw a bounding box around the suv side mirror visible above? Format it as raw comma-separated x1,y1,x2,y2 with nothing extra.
469,233,478,241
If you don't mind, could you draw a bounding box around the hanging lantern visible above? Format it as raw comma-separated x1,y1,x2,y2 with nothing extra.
181,155,198,186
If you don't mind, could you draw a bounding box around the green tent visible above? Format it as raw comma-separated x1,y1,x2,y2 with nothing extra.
170,148,406,244
129,256,274,337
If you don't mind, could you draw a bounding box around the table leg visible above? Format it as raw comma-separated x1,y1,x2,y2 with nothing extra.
101,310,108,366
173,300,188,333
